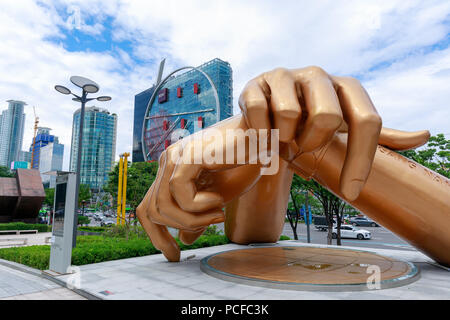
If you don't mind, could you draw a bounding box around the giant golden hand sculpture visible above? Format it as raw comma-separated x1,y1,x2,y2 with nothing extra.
137,66,450,266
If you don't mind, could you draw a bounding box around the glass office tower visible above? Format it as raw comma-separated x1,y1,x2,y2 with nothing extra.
0,100,26,168
39,142,64,188
133,86,155,162
133,58,233,162
69,106,117,191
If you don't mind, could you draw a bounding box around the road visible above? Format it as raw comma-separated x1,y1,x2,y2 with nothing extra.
87,212,416,252
211,222,416,252
281,223,416,251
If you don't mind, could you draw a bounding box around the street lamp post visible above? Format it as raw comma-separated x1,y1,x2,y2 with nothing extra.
304,190,311,243
55,76,111,247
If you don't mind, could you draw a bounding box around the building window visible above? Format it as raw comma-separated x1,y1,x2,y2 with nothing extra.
158,88,169,103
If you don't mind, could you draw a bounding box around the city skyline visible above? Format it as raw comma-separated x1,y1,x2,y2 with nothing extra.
0,1,449,172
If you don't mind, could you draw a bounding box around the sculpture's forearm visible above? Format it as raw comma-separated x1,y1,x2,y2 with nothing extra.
290,133,450,266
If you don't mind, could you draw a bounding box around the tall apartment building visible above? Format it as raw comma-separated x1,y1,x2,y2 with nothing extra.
69,106,117,191
0,100,26,168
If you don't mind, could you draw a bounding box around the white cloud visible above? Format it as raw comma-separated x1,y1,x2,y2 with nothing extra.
0,0,448,174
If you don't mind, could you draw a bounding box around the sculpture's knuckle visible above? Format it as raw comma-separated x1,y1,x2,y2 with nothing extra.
341,76,361,87
271,67,290,76
358,113,382,128
310,111,343,130
136,205,144,219
242,96,267,111
263,67,292,82
305,66,328,78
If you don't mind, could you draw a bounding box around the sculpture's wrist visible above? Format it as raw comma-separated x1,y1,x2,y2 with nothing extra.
281,136,336,181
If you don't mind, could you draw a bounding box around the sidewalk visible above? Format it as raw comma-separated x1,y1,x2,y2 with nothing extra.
50,241,450,300
0,232,52,248
0,262,85,300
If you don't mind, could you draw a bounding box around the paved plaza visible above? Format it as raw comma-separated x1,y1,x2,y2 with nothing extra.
0,261,85,300
0,232,52,248
45,241,450,300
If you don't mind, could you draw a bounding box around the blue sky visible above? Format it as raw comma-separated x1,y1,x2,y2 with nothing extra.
0,0,449,170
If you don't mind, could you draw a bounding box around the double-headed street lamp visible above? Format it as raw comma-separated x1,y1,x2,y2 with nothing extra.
55,76,111,246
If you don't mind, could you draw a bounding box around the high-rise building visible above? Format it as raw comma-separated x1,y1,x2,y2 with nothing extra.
69,106,117,191
0,100,27,168
133,86,155,162
39,142,64,188
19,150,32,163
133,58,233,162
29,127,59,169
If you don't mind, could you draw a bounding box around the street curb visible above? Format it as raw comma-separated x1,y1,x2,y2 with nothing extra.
0,258,102,300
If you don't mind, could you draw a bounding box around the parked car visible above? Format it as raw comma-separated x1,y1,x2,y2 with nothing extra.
349,216,379,227
101,220,115,227
313,216,336,231
332,225,371,240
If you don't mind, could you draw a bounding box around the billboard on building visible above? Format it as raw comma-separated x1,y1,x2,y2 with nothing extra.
11,161,30,170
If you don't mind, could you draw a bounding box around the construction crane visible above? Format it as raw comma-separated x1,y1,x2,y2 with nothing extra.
30,106,39,169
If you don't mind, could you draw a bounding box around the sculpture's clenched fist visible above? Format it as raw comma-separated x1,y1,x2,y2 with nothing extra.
239,66,428,201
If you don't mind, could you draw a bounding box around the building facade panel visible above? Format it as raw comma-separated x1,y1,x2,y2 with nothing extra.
69,106,117,191
39,142,64,188
133,58,233,162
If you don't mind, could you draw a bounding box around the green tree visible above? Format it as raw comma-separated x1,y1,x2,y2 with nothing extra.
77,215,90,226
104,161,159,216
0,166,14,177
44,188,55,207
398,133,449,178
291,174,346,245
78,184,92,206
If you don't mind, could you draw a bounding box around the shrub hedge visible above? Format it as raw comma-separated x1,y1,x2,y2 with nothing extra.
77,226,107,233
0,222,51,233
0,233,291,270
0,234,230,270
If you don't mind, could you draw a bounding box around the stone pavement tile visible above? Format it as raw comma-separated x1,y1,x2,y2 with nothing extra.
107,288,164,300
213,284,267,300
248,288,337,300
78,272,106,284
0,288,11,298
183,278,235,295
2,288,87,300
158,286,211,300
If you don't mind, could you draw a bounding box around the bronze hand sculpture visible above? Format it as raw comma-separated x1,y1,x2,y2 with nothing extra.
137,66,450,267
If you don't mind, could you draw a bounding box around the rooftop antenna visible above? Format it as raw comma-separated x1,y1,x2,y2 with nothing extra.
156,58,166,85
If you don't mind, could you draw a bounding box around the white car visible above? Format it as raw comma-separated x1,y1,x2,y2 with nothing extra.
332,224,371,240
